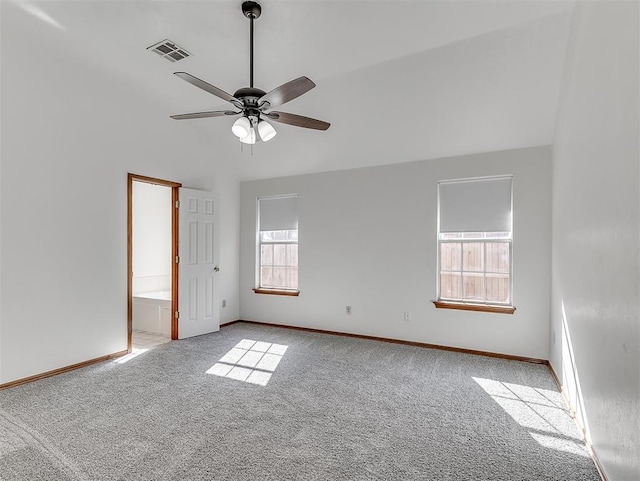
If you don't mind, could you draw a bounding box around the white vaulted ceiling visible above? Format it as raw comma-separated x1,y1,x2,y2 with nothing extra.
5,0,575,180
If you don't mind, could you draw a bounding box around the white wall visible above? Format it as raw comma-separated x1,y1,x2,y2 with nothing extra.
132,182,172,295
240,146,552,360
0,4,241,384
550,2,640,480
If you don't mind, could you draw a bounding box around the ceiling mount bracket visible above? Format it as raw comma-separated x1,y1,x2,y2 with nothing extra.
242,1,262,20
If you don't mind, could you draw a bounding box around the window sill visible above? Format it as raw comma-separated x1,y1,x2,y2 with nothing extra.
433,300,516,314
253,288,300,297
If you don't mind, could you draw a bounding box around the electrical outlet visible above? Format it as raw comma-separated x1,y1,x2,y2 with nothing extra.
404,311,411,321
345,305,352,315
222,299,227,308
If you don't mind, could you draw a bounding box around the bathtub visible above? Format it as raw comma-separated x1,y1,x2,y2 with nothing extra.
132,290,172,336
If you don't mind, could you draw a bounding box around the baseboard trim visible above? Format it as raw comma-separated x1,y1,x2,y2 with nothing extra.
230,319,548,365
0,349,129,390
220,320,242,328
547,363,608,481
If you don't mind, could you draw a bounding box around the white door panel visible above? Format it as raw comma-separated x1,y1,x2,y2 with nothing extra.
178,188,220,339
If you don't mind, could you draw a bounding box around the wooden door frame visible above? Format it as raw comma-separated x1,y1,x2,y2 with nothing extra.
127,173,182,352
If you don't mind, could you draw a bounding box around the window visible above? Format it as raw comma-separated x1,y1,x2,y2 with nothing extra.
436,176,514,313
255,195,299,295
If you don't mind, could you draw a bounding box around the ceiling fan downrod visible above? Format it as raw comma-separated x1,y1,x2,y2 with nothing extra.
242,1,262,88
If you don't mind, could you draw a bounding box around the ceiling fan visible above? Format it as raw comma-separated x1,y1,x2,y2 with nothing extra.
170,1,330,144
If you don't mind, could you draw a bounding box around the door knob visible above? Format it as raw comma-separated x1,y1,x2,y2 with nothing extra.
214,266,220,272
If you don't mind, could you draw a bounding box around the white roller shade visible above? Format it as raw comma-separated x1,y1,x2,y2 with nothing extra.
259,195,298,231
439,176,512,233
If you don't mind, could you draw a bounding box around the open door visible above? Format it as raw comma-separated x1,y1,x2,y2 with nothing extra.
128,173,181,352
178,188,220,339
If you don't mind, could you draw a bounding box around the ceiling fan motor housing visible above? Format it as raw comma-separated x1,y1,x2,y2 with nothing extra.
233,87,268,121
233,87,267,105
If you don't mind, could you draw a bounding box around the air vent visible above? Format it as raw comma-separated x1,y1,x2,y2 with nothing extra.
147,39,191,63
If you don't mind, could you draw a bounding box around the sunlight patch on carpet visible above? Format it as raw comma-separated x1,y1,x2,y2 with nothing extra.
473,377,589,457
113,348,149,364
207,339,288,386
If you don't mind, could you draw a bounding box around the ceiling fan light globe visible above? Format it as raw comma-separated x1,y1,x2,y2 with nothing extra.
232,117,251,138
258,120,277,142
239,128,256,145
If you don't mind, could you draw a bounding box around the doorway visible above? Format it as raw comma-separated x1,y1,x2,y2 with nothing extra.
127,174,181,352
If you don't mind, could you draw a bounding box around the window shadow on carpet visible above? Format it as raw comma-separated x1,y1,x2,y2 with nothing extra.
473,377,589,457
206,339,288,386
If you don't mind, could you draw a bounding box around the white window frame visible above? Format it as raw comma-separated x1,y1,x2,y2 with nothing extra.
254,194,299,295
435,176,515,314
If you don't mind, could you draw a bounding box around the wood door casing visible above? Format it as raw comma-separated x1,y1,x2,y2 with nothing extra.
127,174,182,352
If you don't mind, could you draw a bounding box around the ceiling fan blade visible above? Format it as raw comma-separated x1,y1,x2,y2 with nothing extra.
174,72,241,107
266,111,330,131
170,110,239,120
259,77,316,109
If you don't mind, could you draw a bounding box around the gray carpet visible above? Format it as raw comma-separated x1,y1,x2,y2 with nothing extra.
0,322,601,480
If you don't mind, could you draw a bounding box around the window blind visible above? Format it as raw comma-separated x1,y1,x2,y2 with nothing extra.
259,195,298,231
438,176,512,233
